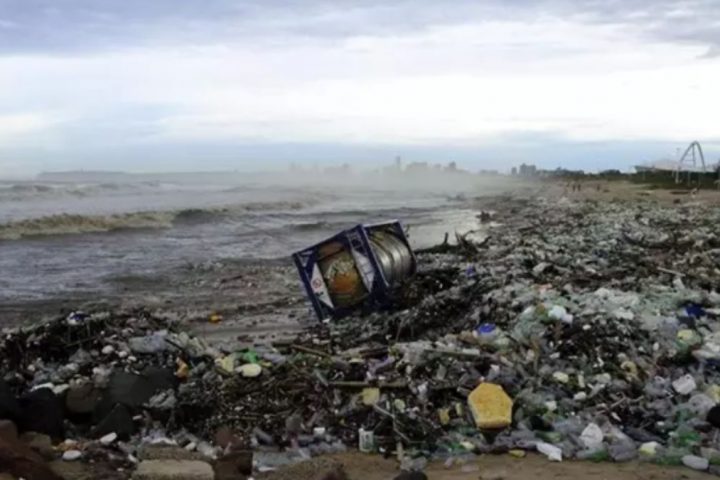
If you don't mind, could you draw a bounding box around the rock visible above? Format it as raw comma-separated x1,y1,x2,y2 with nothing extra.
62,450,82,461
99,432,117,445
673,375,697,395
467,383,512,429
65,382,102,415
93,404,135,440
17,389,64,440
98,368,176,414
608,441,637,462
20,432,54,460
682,454,709,471
707,405,720,428
132,460,215,480
0,380,21,423
213,451,252,480
101,345,115,355
552,372,570,384
580,423,603,450
0,435,62,480
0,420,17,443
536,442,562,461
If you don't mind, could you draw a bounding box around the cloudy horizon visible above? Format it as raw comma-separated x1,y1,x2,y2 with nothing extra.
1,0,719,177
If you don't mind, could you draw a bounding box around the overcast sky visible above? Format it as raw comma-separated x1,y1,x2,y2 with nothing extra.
0,0,719,176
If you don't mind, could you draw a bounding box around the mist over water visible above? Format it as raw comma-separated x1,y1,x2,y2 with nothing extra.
0,170,519,304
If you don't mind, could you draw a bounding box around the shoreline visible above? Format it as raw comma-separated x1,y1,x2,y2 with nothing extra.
2,182,720,479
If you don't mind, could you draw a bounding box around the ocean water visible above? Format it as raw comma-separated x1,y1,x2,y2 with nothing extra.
0,173,495,303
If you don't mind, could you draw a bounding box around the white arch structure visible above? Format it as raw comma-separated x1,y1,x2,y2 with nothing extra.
674,141,709,184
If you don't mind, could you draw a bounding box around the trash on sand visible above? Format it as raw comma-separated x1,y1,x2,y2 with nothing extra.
2,195,720,475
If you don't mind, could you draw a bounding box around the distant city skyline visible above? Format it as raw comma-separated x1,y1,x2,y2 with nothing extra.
0,0,719,177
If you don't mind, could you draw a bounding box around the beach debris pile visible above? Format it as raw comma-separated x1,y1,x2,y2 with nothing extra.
1,195,720,479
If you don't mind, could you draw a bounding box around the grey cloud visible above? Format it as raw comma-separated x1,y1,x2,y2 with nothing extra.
0,0,718,55
566,0,720,51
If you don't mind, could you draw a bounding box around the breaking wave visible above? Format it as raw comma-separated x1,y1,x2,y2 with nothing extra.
0,200,314,241
0,212,176,240
0,181,165,201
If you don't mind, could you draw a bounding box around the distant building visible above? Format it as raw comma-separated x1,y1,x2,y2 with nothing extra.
323,163,351,175
406,162,430,173
518,163,538,176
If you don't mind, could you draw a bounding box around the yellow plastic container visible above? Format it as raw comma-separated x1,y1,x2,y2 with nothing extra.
467,383,513,429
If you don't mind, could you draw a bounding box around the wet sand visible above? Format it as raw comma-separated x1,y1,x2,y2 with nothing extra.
261,451,716,480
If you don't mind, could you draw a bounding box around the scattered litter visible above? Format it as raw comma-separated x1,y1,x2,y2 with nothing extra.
537,442,562,462
62,450,82,461
2,195,720,475
237,363,262,378
673,375,698,395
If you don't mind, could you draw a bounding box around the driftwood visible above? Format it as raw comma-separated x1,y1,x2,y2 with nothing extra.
416,231,490,257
